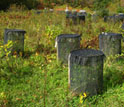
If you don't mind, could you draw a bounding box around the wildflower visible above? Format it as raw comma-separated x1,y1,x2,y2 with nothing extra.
88,46,91,48
5,43,8,47
79,94,83,104
83,93,87,98
35,52,39,56
0,45,3,48
48,59,52,63
79,92,87,104
0,92,6,98
13,55,17,58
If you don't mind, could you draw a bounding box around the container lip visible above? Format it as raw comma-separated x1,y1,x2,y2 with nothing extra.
99,32,122,37
70,49,104,57
118,13,124,15
122,24,124,29
56,34,81,42
5,28,26,33
57,34,80,39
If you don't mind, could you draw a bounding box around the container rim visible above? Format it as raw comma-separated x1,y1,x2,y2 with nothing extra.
70,49,105,57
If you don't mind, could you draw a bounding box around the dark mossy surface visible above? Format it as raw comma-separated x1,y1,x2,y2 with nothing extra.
4,29,26,54
99,33,122,56
68,49,104,96
56,34,80,63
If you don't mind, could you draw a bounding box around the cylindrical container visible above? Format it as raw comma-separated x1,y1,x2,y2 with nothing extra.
4,29,26,56
72,10,78,25
99,33,122,56
121,24,124,42
68,49,104,96
65,11,72,19
106,15,117,23
121,23,124,30
36,10,42,14
56,34,81,63
65,11,72,25
79,10,87,16
118,13,124,22
77,12,85,24
103,16,108,22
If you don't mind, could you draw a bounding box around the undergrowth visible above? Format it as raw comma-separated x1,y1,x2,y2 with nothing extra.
0,8,124,107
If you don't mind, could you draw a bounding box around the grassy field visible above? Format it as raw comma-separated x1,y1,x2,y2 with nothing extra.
0,9,124,107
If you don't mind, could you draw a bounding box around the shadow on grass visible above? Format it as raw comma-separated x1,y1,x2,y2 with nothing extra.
23,51,34,59
34,43,56,55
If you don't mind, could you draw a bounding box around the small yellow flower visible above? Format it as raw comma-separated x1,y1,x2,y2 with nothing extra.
0,45,3,48
79,93,87,104
35,52,39,56
13,55,17,58
5,44,8,47
80,99,83,104
48,60,52,63
88,46,91,48
83,93,87,98
79,94,83,104
0,92,6,98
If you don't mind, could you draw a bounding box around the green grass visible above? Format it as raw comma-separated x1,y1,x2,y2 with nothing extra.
0,9,124,107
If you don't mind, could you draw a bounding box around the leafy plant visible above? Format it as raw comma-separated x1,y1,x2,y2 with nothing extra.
45,25,63,46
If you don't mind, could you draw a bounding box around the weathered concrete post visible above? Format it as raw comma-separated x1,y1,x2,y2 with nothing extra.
65,11,72,26
4,29,26,56
118,13,124,22
77,10,86,24
121,23,124,30
99,32,122,56
72,10,78,25
56,34,81,63
68,49,104,96
121,24,124,42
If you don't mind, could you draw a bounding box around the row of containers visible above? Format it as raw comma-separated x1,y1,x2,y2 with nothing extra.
34,9,124,23
65,11,124,24
2,29,124,96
